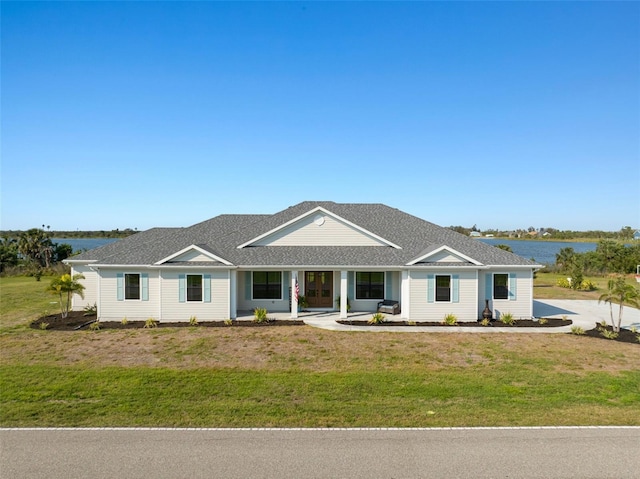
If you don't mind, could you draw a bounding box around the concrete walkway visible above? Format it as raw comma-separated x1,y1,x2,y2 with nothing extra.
296,300,640,333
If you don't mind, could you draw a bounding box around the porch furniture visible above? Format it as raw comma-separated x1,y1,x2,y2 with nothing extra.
377,300,400,315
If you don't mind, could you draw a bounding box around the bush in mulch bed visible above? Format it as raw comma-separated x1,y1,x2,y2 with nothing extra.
583,323,640,345
30,311,305,331
337,318,573,328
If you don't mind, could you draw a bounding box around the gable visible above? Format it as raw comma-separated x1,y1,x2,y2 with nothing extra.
407,245,482,266
238,207,401,248
155,245,233,266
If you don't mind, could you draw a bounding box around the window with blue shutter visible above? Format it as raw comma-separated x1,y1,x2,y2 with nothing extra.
141,273,149,301
485,274,492,301
509,273,517,300
245,272,251,300
203,274,211,303
427,274,435,303
117,273,124,301
452,275,459,303
178,274,186,303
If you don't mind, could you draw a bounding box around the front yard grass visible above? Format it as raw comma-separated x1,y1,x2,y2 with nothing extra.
1,276,639,427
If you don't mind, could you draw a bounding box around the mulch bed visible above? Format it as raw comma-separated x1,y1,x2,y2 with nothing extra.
584,323,640,345
30,311,305,331
337,318,573,328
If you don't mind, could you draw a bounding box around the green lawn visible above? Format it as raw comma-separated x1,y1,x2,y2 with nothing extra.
1,275,639,427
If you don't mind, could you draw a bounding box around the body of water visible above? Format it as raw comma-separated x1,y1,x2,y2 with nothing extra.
53,238,120,253
479,238,597,264
57,237,596,266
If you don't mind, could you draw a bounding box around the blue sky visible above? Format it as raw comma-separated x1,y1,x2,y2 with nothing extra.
2,1,638,232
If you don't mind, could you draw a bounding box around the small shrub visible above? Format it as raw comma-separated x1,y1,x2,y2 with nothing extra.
636,334,640,344
121,317,128,325
600,329,619,340
83,302,97,316
144,318,158,329
368,312,386,324
253,308,268,323
597,320,608,331
556,278,571,288
479,318,491,326
570,326,585,335
442,313,458,326
39,322,49,330
224,319,233,326
189,315,198,326
407,320,416,326
630,326,638,334
579,280,597,291
538,317,548,325
88,321,101,331
500,312,515,325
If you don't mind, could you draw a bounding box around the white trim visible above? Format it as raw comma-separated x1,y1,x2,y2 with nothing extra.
123,273,142,301
155,244,233,266
236,206,402,250
492,272,511,301
407,245,482,266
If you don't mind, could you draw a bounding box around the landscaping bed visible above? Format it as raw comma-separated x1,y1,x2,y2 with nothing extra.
30,311,305,331
337,318,572,328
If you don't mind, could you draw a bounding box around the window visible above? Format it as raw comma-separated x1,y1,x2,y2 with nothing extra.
356,272,385,299
125,273,140,300
253,272,282,300
435,275,451,302
493,274,509,300
187,274,203,302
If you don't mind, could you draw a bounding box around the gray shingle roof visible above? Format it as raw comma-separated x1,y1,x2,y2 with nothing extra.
71,202,536,267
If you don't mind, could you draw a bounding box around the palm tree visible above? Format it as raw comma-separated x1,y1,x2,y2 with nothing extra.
598,276,640,332
46,273,85,318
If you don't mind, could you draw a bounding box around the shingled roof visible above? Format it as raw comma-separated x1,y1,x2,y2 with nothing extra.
69,202,536,268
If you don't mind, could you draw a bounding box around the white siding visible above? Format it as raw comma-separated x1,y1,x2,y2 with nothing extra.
98,270,160,321
409,270,477,322
254,214,387,246
478,269,534,320
71,265,97,311
160,271,229,321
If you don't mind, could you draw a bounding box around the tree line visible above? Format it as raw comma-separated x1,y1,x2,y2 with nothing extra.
0,228,73,277
448,225,637,240
555,240,640,276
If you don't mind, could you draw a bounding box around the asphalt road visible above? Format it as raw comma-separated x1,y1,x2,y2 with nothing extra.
1,427,639,478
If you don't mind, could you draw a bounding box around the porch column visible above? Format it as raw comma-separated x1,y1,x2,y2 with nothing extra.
401,270,410,319
229,270,237,319
340,270,348,319
291,271,300,319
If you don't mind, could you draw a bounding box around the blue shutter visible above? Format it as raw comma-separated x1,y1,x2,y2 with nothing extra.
141,273,149,301
385,272,393,300
245,272,251,300
282,271,289,300
485,273,492,300
427,274,434,303
117,273,124,301
203,274,211,303
178,274,186,303
452,275,459,303
509,273,517,300
348,272,355,299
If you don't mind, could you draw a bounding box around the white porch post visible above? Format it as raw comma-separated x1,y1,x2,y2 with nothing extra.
401,270,410,319
340,270,348,319
291,271,299,319
229,270,237,319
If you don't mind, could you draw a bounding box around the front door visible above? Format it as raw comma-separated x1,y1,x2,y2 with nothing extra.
305,271,333,308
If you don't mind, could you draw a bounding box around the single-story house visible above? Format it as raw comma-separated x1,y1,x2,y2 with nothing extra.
66,201,541,322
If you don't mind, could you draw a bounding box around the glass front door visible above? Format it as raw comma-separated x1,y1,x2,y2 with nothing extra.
305,271,333,308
